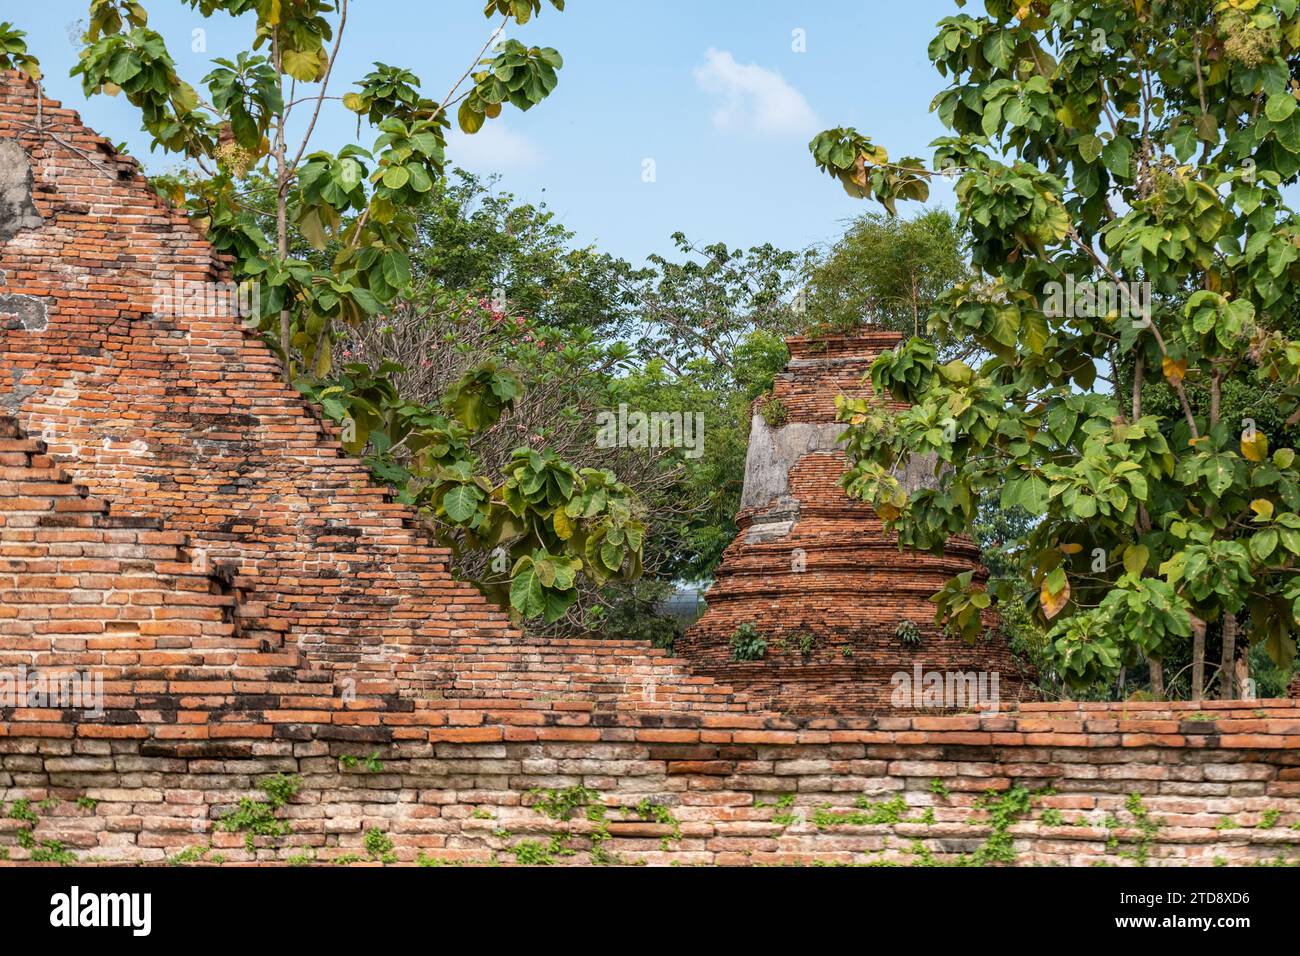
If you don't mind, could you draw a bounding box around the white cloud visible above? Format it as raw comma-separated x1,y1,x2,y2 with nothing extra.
446,122,543,172
692,47,819,137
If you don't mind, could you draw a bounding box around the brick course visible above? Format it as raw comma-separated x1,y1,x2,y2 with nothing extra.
3,701,1300,866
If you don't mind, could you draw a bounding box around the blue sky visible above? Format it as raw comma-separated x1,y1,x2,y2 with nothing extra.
15,0,962,264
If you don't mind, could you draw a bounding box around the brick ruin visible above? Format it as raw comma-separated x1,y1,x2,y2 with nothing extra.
678,333,1029,714
2,70,1300,865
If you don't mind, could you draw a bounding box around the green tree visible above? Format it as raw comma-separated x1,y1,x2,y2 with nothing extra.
330,175,669,628
70,0,565,381
629,233,809,385
803,208,970,338
0,22,40,79
409,170,641,340
42,0,649,623
617,235,808,581
813,0,1300,700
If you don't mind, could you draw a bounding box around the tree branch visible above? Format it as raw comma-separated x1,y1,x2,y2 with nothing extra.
289,0,350,174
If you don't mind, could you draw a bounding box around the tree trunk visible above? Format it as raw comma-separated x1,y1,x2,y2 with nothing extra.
1236,627,1251,700
1219,611,1238,700
1148,657,1164,701
910,272,920,337
1132,354,1143,419
1132,358,1164,705
1190,615,1206,700
273,29,291,385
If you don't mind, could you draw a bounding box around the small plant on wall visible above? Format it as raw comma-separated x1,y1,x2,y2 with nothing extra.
896,619,922,647
757,394,788,427
729,623,767,662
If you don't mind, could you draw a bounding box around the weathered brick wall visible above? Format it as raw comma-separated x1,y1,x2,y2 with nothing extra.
0,411,748,751
0,413,438,740
1,415,242,680
0,71,752,717
679,334,1027,714
770,333,909,420
3,701,1299,867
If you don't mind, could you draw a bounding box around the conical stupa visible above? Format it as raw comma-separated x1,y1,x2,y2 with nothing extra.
676,329,1029,714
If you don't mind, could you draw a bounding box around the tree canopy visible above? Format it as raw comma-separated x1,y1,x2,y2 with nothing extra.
813,0,1300,699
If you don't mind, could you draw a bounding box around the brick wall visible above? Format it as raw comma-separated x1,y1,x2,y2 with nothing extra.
1,415,242,686
0,71,751,717
2,701,1299,866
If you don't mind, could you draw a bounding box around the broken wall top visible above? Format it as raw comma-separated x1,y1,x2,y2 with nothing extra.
0,70,756,723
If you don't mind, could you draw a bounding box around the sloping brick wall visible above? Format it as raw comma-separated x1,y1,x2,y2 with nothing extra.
0,413,431,740
1,414,242,683
679,334,1029,714
0,71,751,717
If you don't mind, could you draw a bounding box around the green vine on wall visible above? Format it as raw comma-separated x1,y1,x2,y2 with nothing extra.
519,786,682,863
729,623,767,662
758,394,788,427
5,798,77,865
218,774,302,852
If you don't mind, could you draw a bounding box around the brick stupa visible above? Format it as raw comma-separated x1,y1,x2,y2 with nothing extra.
677,332,1028,714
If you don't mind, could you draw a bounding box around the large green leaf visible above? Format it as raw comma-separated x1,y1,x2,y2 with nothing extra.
442,484,482,523
509,563,546,618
